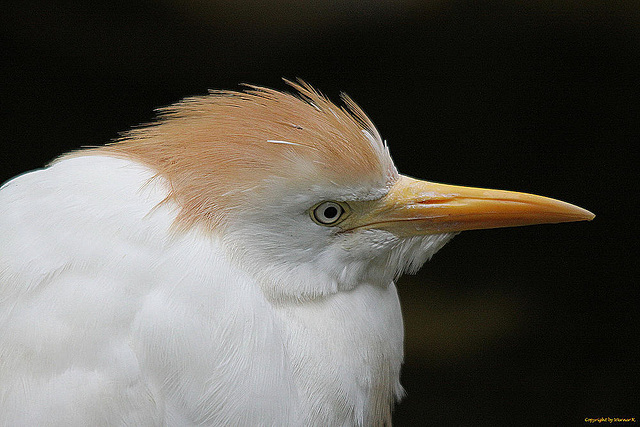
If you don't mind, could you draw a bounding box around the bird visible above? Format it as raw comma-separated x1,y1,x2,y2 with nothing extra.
0,80,593,426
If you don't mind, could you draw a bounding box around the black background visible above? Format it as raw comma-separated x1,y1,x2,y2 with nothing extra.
2,1,638,425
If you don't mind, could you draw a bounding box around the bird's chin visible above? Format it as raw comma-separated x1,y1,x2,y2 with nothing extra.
362,232,458,284
223,221,456,303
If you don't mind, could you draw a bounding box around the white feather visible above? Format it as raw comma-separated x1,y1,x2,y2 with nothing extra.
1,156,449,426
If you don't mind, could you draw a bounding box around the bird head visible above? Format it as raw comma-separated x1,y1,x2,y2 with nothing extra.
94,80,594,302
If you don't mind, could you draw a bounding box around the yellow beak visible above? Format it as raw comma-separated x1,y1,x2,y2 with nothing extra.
346,175,594,236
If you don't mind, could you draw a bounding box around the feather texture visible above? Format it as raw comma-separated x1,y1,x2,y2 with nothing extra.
73,80,397,232
1,83,459,426
0,155,406,426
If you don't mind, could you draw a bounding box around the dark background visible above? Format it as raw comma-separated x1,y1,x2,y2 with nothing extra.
2,1,638,425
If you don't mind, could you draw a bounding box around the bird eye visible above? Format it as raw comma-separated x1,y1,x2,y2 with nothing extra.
311,201,347,226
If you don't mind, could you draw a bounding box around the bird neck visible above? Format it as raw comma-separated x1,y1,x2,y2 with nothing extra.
271,282,405,426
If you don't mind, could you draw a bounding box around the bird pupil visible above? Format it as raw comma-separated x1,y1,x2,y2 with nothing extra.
324,206,338,219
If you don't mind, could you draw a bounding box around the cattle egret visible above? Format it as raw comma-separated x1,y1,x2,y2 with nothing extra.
0,80,593,426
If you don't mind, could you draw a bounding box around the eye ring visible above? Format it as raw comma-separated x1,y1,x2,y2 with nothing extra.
311,201,348,226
